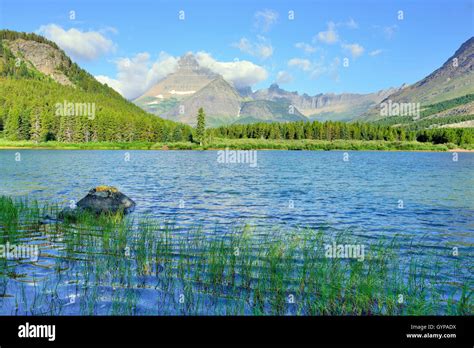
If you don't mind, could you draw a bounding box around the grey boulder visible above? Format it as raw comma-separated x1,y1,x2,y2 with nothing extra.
59,186,135,219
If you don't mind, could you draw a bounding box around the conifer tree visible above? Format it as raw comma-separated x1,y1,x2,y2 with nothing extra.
196,107,206,146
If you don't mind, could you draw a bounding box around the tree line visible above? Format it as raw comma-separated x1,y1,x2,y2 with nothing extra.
0,78,192,143
210,120,473,146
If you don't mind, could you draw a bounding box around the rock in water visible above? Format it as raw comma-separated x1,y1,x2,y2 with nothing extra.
59,186,136,220
77,186,136,215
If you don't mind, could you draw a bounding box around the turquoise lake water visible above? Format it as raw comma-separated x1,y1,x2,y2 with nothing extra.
0,150,472,314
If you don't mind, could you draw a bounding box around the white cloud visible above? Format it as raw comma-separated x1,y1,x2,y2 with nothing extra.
97,51,268,99
295,42,317,54
275,71,293,84
94,75,123,94
254,9,279,32
315,22,339,44
95,52,178,99
383,25,398,39
195,51,268,88
288,58,312,71
310,57,340,80
340,18,358,29
342,43,364,58
288,57,340,81
327,57,341,81
232,36,273,60
369,49,383,56
37,24,115,60
99,26,119,35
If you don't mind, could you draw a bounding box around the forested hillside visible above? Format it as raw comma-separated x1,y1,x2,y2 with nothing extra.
0,30,192,142
371,94,474,130
361,37,474,123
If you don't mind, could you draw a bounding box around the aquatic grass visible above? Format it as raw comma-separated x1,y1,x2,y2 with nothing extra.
0,196,472,316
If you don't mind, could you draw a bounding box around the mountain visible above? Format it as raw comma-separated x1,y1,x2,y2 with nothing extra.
137,53,312,127
252,83,399,122
134,39,473,129
135,54,245,127
0,30,191,143
361,37,474,125
134,53,218,117
4,36,73,86
135,54,397,126
238,99,307,124
162,76,242,126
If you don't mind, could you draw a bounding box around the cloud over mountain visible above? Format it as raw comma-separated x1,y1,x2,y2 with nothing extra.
96,52,178,99
37,24,115,60
96,51,268,98
195,51,268,88
275,71,294,84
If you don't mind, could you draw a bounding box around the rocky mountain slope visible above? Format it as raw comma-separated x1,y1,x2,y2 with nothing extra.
133,38,473,129
134,53,218,117
4,38,73,86
162,76,242,126
238,99,307,124
135,54,398,126
0,30,190,143
253,83,399,122
362,37,474,123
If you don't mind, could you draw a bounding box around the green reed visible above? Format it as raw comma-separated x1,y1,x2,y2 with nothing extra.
0,196,472,316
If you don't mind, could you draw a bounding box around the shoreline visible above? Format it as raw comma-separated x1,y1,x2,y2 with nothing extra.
1,146,473,152
0,139,473,152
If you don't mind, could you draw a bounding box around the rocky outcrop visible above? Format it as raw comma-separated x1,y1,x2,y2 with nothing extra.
4,38,73,86
59,186,135,220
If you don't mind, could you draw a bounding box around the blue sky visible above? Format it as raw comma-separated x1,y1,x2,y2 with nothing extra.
0,0,473,99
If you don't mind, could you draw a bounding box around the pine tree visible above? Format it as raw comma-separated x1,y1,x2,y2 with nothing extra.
195,107,206,145
29,111,41,143
5,105,22,140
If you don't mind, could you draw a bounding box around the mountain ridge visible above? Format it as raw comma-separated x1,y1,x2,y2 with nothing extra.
361,36,474,123
135,53,400,126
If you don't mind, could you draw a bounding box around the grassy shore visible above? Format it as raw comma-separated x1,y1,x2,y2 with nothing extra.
0,138,472,151
0,196,471,315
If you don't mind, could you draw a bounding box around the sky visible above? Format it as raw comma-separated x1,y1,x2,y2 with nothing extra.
0,0,473,99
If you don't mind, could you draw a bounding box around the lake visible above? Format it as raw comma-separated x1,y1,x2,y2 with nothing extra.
0,150,473,315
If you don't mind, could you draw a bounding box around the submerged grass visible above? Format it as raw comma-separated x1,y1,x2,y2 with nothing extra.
0,196,472,315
